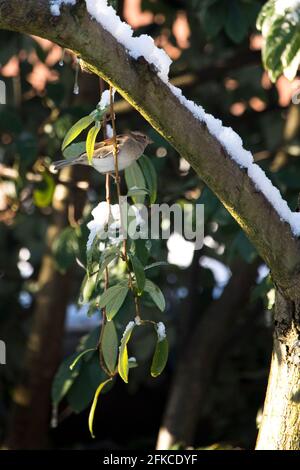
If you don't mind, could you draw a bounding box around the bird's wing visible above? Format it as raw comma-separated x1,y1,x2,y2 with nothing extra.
87,134,129,160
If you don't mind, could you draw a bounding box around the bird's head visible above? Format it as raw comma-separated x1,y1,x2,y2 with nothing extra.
130,131,153,146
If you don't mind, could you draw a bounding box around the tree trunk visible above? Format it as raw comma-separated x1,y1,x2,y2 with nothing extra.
156,260,259,450
6,168,82,449
256,289,300,449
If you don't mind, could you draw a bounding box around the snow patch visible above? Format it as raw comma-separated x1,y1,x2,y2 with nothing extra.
156,322,166,342
98,89,114,110
85,0,171,81
122,321,135,340
275,0,300,20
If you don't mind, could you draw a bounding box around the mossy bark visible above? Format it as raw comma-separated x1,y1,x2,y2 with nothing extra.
256,290,300,449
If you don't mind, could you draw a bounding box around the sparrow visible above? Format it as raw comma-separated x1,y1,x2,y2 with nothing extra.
53,131,153,174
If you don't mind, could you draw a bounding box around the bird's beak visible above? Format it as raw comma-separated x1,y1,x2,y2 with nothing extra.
147,137,154,144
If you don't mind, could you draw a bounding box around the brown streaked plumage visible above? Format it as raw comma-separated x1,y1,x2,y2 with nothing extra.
52,131,153,174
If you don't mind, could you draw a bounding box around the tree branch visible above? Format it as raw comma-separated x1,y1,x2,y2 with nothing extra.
1,0,300,296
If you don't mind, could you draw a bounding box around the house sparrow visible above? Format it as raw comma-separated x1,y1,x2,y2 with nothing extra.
53,131,153,174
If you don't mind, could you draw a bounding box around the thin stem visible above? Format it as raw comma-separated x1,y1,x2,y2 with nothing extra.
98,78,111,376
134,294,141,320
109,85,141,322
101,78,111,291
109,85,123,245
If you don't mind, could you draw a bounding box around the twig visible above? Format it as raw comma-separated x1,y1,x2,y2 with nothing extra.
98,78,111,377
109,85,141,322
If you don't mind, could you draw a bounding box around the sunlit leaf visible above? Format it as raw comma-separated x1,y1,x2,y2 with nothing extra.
86,124,101,163
69,348,96,370
88,378,113,438
79,271,98,304
257,0,300,81
62,114,94,150
33,172,55,208
118,322,135,383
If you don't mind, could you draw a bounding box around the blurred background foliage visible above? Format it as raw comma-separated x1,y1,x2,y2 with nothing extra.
0,0,299,450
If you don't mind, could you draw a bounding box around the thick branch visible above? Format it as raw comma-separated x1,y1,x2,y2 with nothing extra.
1,0,300,295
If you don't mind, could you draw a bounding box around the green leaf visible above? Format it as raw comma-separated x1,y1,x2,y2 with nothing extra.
67,353,110,413
139,155,157,204
202,1,226,39
52,227,79,274
99,283,129,320
89,378,112,438
118,322,135,383
52,327,100,407
144,279,166,312
128,357,138,369
52,353,81,405
125,161,146,204
257,0,300,81
87,236,101,275
282,29,300,80
33,172,55,208
127,187,150,197
86,124,101,163
151,337,169,378
144,261,168,271
62,114,95,150
130,254,146,293
96,247,119,283
241,1,261,29
78,327,100,361
69,348,96,370
102,320,118,374
63,141,86,159
79,271,98,304
256,0,276,31
131,239,151,265
224,0,247,44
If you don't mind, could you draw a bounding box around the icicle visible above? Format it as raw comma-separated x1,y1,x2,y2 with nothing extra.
59,48,66,67
73,57,80,95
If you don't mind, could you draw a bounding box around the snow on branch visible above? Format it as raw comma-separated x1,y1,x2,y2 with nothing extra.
1,0,299,287
50,0,300,236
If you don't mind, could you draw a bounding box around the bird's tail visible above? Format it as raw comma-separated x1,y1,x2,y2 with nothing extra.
52,158,77,171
